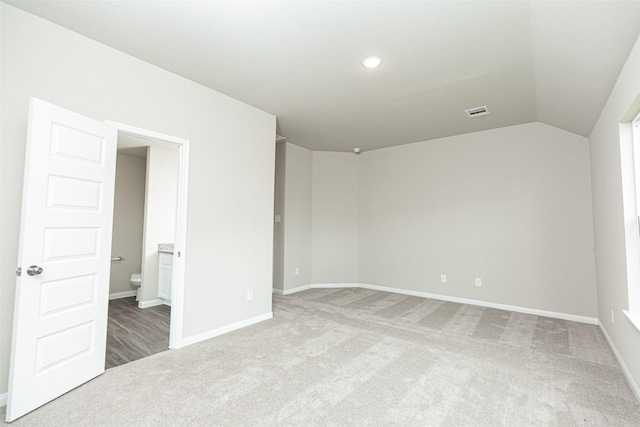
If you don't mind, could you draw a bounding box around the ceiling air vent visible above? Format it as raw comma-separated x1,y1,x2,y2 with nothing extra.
465,106,490,118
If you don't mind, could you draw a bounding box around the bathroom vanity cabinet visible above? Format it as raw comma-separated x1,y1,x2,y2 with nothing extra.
158,252,173,305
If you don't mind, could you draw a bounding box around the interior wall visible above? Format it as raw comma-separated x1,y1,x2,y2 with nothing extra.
110,152,146,295
311,152,359,284
0,4,276,395
272,142,286,291
589,31,640,395
282,143,312,291
141,145,178,303
359,122,598,318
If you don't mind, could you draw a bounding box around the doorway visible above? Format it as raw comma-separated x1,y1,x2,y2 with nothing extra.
106,133,179,368
105,121,190,351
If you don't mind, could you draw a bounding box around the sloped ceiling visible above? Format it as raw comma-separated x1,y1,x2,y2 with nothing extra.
6,1,640,152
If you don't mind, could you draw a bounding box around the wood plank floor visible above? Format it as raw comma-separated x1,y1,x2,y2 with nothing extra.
106,297,170,369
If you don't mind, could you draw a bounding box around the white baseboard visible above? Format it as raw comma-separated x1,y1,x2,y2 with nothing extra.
179,312,273,348
284,284,312,294
598,321,640,403
274,282,598,325
138,298,165,308
109,290,138,300
363,283,599,324
276,283,348,296
272,288,285,295
0,392,6,407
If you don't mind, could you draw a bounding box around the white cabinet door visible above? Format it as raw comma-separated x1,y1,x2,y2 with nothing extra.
158,253,173,304
6,98,117,422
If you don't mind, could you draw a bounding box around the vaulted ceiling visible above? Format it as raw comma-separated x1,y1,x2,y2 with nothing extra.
8,1,640,152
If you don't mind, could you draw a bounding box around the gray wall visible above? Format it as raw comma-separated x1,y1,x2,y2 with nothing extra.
279,123,598,321
311,152,360,284
110,152,146,295
277,147,360,290
272,142,286,291
282,143,312,291
590,32,640,396
359,122,597,317
1,4,275,395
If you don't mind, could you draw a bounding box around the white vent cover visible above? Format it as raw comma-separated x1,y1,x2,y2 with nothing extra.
465,106,490,118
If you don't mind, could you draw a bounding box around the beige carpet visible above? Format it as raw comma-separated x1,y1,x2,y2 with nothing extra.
2,288,639,426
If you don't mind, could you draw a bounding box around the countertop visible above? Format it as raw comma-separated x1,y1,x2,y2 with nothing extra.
158,243,174,254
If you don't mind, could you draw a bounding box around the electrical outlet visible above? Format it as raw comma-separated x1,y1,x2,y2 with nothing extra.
295,267,299,276
441,274,447,283
247,289,253,301
275,215,281,223
611,309,615,323
475,277,482,287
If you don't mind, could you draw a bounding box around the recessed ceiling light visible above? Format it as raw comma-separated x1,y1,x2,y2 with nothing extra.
361,56,383,69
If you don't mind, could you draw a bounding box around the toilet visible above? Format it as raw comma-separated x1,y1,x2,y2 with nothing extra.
130,273,141,299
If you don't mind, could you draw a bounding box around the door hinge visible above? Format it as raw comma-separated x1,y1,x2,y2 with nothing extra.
16,267,21,277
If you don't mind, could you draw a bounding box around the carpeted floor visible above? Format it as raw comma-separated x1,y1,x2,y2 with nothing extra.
2,288,640,426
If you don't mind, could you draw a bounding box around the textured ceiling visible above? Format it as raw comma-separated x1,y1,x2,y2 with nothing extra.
7,1,640,152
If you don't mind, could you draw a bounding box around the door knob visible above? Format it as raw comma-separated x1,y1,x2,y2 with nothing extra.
27,265,43,276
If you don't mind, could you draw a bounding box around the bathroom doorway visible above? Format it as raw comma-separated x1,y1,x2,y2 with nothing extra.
106,123,189,368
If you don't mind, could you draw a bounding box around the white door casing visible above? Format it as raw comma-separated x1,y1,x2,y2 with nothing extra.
6,99,117,422
106,120,190,350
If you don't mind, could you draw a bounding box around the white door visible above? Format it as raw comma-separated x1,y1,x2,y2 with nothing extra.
6,98,117,422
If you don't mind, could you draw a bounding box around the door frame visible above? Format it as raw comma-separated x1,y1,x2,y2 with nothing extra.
106,120,190,349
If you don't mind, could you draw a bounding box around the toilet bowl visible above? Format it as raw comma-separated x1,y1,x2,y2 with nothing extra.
130,273,142,301
130,273,141,288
